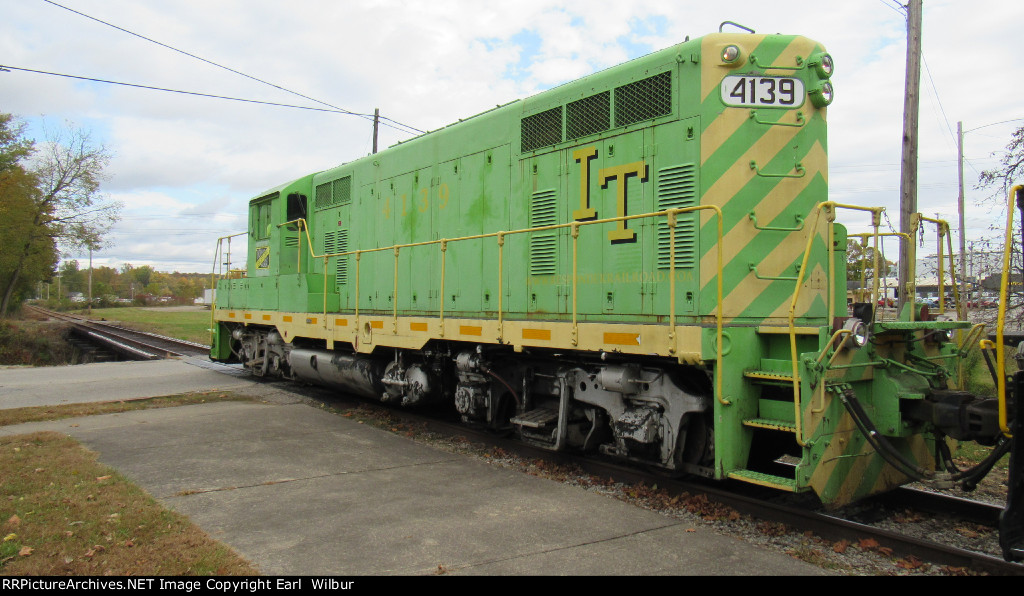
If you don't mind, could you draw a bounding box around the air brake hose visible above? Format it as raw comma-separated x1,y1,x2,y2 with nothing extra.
839,388,934,481
955,438,1011,491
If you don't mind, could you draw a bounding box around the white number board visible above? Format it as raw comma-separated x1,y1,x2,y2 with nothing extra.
721,76,805,108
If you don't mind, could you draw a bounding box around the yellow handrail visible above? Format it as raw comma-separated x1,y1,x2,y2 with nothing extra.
208,232,248,345
257,206,729,405
996,184,1024,438
789,202,883,446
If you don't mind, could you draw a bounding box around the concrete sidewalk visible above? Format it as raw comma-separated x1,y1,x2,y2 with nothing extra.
0,361,832,575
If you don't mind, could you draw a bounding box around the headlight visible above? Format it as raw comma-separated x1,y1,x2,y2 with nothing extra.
809,81,834,108
808,53,834,78
843,318,868,348
721,45,741,64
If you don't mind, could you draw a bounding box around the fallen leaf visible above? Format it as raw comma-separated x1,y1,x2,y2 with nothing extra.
833,540,850,554
878,547,894,557
4,533,16,542
896,555,924,570
6,515,20,528
96,475,112,482
858,538,879,550
18,546,33,557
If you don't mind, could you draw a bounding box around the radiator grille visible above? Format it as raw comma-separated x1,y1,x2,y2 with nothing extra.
521,107,563,153
615,72,672,127
315,175,352,210
566,91,610,140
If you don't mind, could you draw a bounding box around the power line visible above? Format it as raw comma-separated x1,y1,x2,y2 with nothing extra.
40,0,425,135
879,0,907,17
3,65,417,136
1,65,373,116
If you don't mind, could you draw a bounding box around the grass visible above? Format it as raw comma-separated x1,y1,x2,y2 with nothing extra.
0,320,74,367
1,432,257,575
0,392,253,428
72,307,213,345
0,392,260,575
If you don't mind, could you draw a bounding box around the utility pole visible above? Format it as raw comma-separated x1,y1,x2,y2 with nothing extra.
957,121,967,319
88,246,93,315
372,108,380,154
898,0,923,312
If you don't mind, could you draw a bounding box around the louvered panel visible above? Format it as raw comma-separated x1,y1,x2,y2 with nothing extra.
529,189,558,276
529,234,557,276
656,164,697,269
530,189,557,227
323,229,350,284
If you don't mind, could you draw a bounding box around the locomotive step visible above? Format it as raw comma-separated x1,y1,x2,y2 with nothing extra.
743,370,798,383
755,326,820,336
727,469,799,492
742,418,797,433
510,408,559,429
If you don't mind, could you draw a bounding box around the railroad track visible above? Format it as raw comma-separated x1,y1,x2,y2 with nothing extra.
23,305,210,360
255,379,1024,575
21,308,1017,574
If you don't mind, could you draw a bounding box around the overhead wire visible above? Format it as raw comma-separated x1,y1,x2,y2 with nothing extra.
1,65,385,118
39,0,425,136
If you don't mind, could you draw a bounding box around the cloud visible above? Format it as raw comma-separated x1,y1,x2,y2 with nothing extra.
4,0,1023,272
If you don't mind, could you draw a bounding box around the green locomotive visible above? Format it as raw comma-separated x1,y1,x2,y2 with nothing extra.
211,30,1017,545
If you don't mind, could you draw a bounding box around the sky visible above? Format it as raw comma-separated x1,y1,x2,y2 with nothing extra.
2,0,1023,275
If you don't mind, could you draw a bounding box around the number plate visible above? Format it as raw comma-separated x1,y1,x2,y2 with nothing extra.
721,76,805,108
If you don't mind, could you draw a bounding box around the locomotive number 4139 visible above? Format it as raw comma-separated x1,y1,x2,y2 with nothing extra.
721,75,805,108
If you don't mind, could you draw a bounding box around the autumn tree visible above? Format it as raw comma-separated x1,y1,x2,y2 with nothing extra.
975,125,1024,328
0,115,122,317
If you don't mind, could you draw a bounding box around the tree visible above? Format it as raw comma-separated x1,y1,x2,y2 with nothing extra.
846,239,895,282
0,114,34,173
979,125,1024,202
0,166,57,304
0,116,122,317
975,125,1024,329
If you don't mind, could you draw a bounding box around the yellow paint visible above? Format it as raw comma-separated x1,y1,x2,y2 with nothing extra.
410,322,428,332
282,315,292,322
572,147,598,220
370,320,384,329
604,332,640,346
522,328,551,341
335,318,348,326
598,161,647,242
698,141,826,279
460,325,483,336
